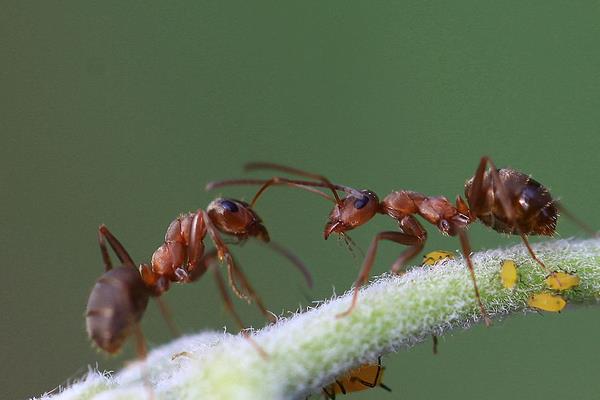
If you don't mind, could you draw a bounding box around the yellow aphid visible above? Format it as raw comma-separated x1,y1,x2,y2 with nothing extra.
422,250,454,266
500,260,519,289
528,292,567,312
544,271,580,291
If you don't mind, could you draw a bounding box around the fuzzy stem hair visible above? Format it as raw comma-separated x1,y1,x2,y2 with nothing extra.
38,238,600,400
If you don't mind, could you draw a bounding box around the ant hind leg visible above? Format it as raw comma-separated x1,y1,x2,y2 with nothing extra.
458,229,492,326
97,225,136,268
132,323,154,399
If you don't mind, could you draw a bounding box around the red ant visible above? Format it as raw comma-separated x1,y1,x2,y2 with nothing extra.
86,198,312,356
207,157,589,325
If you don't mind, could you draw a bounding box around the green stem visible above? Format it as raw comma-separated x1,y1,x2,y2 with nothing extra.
43,238,600,400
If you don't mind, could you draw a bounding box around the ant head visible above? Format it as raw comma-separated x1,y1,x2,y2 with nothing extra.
207,198,270,242
324,190,379,239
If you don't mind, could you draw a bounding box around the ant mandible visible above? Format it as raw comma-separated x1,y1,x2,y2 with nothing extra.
86,198,312,356
207,157,585,325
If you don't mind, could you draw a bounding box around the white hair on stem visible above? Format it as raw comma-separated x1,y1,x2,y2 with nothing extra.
36,238,600,400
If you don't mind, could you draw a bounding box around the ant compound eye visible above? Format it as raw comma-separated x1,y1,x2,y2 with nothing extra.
354,196,370,210
220,199,239,213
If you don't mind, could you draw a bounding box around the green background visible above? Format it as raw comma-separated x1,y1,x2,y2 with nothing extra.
3,2,600,399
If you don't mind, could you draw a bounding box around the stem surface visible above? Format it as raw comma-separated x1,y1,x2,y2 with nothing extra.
40,238,600,400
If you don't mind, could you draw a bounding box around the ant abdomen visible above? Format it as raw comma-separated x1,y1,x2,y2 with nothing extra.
86,267,150,354
465,168,558,236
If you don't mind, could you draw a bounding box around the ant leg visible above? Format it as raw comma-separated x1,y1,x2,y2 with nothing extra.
387,216,427,275
458,229,492,326
98,225,135,268
188,249,217,282
432,335,439,355
338,222,425,318
132,323,154,398
519,233,551,274
469,157,515,220
154,298,180,338
479,158,524,220
201,211,250,300
132,322,148,358
389,219,427,274
229,260,276,323
210,261,268,359
263,241,313,288
226,261,252,302
203,211,274,321
187,210,207,275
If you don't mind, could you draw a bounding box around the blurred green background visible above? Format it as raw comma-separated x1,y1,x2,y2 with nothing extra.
3,1,600,399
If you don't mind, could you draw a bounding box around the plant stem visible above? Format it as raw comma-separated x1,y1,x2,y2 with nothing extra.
42,238,600,400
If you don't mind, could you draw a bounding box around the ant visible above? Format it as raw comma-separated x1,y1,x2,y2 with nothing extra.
207,157,589,325
319,357,391,399
86,198,312,356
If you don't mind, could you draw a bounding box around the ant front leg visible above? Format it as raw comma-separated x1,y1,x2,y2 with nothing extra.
203,211,275,323
202,211,250,300
338,216,426,318
205,251,268,358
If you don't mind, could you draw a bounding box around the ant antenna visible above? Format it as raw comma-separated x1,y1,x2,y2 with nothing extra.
245,162,366,199
206,178,337,204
